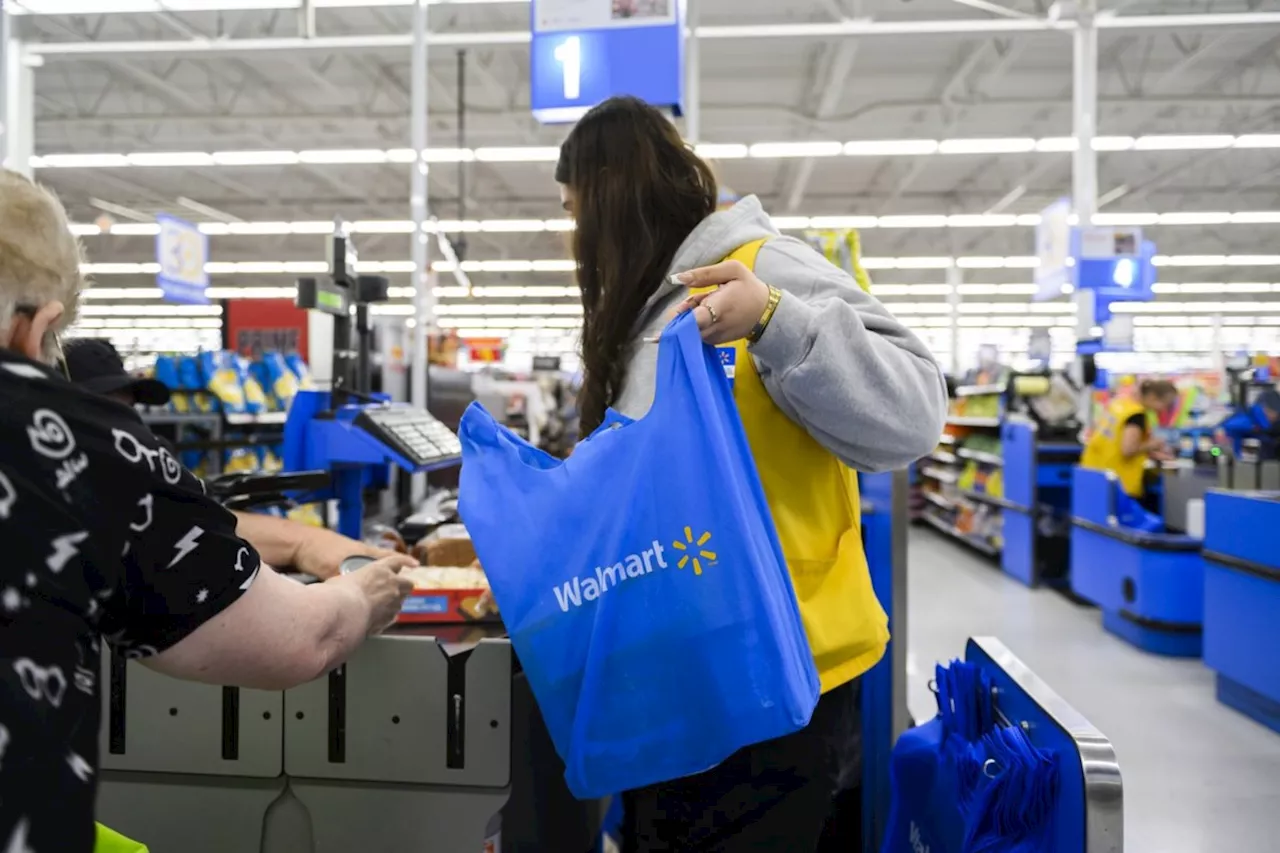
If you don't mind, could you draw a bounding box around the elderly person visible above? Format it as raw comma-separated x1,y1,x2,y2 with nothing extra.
0,168,416,852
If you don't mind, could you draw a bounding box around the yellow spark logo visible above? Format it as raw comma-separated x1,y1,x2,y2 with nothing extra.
672,526,715,576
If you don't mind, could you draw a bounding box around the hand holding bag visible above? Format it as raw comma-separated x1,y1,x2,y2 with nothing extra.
458,311,820,799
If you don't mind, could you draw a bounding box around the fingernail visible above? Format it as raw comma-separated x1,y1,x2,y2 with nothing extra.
672,273,690,285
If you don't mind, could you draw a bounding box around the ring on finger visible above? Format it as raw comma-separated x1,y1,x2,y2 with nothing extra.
705,303,720,325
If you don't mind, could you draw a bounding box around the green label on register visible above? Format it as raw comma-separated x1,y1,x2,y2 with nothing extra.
317,291,344,311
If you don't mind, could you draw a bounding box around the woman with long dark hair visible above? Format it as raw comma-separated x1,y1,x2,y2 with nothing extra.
555,97,947,851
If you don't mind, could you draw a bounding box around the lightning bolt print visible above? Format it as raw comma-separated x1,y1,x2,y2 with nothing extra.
46,531,89,574
168,526,205,568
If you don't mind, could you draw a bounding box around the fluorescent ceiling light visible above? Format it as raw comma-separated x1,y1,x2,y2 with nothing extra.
480,220,547,233
82,287,165,300
80,304,223,317
126,152,216,167
878,215,949,229
1230,212,1280,224
769,216,812,230
947,214,1019,228
749,142,844,158
474,147,560,163
110,223,162,236
1157,212,1231,225
1093,212,1159,226
544,219,575,232
211,150,300,166
808,215,878,229
82,263,160,275
40,153,131,168
353,220,416,234
844,140,940,156
1234,135,1280,149
1035,137,1078,152
1134,134,1233,151
1092,136,1135,151
938,138,1036,155
694,144,749,160
298,149,388,164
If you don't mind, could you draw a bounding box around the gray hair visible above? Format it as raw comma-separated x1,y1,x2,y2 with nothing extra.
0,169,86,362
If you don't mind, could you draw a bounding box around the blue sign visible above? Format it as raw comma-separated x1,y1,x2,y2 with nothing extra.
155,214,209,304
1073,233,1156,302
531,0,684,124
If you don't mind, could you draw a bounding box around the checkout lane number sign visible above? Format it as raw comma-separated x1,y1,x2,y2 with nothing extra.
156,213,210,305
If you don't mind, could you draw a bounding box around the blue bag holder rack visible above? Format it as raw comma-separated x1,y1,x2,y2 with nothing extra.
859,471,1123,852
1202,490,1280,735
1069,468,1204,657
1000,419,1082,587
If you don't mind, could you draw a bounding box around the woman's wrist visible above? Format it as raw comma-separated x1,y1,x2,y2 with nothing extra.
746,285,783,345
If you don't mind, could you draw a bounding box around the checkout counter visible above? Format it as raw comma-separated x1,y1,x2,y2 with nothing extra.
95,228,1125,849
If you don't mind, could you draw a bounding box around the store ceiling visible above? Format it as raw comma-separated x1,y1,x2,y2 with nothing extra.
11,0,1280,343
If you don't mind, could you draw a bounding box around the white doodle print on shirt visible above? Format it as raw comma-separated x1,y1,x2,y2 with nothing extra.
3,817,33,853
53,452,89,492
130,493,155,533
45,531,89,574
113,429,183,484
0,470,15,520
73,665,95,695
13,658,67,708
121,645,158,661
196,588,209,604
2,588,21,613
27,408,75,459
0,723,8,770
168,526,205,568
66,752,93,783
234,547,251,573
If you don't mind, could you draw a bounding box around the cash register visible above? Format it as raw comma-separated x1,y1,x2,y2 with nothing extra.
94,224,513,853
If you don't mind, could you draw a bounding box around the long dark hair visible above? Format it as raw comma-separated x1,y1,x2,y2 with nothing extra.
556,97,718,435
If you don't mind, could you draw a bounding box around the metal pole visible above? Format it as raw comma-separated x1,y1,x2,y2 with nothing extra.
1073,0,1099,342
685,0,700,143
1,4,11,169
946,264,962,378
410,0,431,503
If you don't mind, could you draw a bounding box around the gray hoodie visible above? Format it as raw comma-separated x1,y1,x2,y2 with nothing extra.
611,195,949,473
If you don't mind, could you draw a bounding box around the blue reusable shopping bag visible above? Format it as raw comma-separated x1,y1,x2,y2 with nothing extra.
882,661,1059,853
458,311,820,799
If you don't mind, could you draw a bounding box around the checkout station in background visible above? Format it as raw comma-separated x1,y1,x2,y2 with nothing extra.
918,203,1280,738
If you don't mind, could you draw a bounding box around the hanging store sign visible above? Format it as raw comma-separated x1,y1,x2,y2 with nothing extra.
467,338,508,363
530,0,685,124
155,213,209,304
1033,197,1072,302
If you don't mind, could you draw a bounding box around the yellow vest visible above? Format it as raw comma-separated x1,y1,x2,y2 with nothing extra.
698,239,889,694
1081,396,1149,497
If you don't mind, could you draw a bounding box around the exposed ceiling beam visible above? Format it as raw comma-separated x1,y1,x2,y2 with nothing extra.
26,13,1280,60
785,39,861,212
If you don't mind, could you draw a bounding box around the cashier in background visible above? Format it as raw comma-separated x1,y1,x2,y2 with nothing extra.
1081,378,1179,500
62,337,400,581
555,96,948,852
0,168,417,853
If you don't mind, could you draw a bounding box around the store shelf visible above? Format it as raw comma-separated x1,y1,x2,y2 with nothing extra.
226,412,289,426
928,450,958,465
937,433,956,445
140,412,221,427
960,489,1018,511
920,465,959,484
947,416,1002,427
920,511,999,556
955,384,1005,398
957,448,1004,466
923,490,956,511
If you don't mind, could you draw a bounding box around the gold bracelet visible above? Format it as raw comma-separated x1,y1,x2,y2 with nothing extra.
746,286,783,344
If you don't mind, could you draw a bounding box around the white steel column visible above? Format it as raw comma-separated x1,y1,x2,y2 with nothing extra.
410,0,432,502
947,264,963,377
685,0,700,143
2,17,35,176
1072,0,1098,341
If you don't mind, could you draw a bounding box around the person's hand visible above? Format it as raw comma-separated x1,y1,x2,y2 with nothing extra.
295,527,401,581
673,261,771,346
328,554,417,635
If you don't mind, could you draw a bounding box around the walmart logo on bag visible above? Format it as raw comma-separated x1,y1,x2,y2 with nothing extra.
552,527,717,612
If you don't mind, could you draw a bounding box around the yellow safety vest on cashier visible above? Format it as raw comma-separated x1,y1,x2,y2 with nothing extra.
695,239,889,694
1081,396,1150,498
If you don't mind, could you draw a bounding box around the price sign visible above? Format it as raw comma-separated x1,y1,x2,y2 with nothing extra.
531,0,685,124
155,214,209,304
467,338,507,364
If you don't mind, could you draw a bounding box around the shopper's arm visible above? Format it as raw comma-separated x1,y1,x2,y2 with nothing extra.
232,511,398,580
748,239,949,472
145,558,415,690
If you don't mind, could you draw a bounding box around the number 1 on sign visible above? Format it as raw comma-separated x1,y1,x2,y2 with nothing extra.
554,36,581,100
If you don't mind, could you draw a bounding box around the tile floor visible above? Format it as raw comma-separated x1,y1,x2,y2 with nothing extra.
906,528,1280,853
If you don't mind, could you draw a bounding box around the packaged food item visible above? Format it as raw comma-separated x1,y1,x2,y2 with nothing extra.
398,564,500,624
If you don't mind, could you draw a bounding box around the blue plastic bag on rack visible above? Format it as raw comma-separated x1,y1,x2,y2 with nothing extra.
1114,490,1163,533
882,661,1059,853
458,311,820,799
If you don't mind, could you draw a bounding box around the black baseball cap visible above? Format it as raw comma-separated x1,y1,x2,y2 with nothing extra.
63,338,172,406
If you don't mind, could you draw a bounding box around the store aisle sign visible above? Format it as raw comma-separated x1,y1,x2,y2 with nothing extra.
467,338,507,363
155,214,209,304
530,0,684,124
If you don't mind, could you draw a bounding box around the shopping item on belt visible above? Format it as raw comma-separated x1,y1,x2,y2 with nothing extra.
458,310,820,799
882,660,1059,853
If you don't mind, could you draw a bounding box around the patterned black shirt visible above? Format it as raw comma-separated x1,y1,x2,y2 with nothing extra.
0,350,261,852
